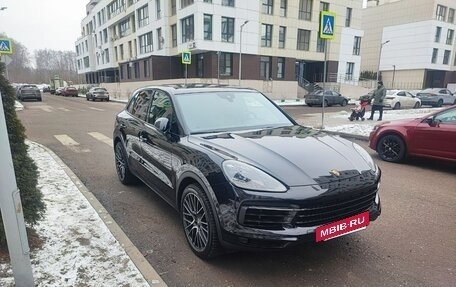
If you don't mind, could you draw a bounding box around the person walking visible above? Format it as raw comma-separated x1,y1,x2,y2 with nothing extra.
368,81,387,121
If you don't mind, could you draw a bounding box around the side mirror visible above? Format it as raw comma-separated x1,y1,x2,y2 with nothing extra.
154,117,169,132
426,117,441,127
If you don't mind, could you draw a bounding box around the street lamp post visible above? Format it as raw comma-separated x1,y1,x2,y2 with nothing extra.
377,40,390,82
239,20,249,86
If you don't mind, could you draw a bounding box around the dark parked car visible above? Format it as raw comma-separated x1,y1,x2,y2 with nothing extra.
369,106,456,163
17,85,42,101
61,86,79,97
113,85,382,258
416,88,456,107
86,87,109,101
305,90,349,107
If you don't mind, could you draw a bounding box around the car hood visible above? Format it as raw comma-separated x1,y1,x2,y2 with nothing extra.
188,126,375,187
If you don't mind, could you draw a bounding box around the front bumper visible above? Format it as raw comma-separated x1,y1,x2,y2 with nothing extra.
213,173,382,250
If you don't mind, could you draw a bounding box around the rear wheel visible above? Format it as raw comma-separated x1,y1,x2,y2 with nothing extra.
376,134,406,163
413,102,420,109
181,184,222,259
341,100,348,107
437,99,443,107
393,102,401,110
114,142,137,185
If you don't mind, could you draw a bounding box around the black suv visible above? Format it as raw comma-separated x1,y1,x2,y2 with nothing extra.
113,85,381,258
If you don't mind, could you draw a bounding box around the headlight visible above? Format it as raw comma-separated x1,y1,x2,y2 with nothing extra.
353,143,377,172
222,160,287,192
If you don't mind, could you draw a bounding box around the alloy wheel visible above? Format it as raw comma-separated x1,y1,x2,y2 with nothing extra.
115,144,126,181
182,192,209,252
377,135,405,162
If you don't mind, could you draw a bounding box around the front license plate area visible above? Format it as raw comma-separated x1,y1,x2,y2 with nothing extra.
316,211,370,242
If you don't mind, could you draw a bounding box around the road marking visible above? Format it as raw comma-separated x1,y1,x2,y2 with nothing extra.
88,132,113,147
28,105,53,112
54,134,91,153
57,107,70,112
89,107,105,111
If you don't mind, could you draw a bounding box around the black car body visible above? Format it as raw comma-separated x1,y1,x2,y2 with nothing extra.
113,85,381,258
305,90,349,107
86,87,110,101
17,85,42,101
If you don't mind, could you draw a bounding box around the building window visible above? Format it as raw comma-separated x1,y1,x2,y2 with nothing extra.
204,0,212,3
346,62,354,80
139,32,153,54
222,0,234,7
297,29,310,51
134,62,140,78
197,55,204,77
279,26,286,48
128,41,133,58
446,29,454,45
181,0,194,8
105,49,110,63
262,0,273,15
204,14,212,40
144,60,149,77
316,36,325,52
435,26,442,42
260,56,271,80
127,64,131,79
137,5,149,28
120,44,124,60
103,29,108,43
83,56,89,68
261,24,273,47
431,48,438,64
299,0,312,21
320,1,329,11
436,5,447,21
221,17,235,42
277,57,285,79
119,19,131,38
280,0,287,17
346,7,352,27
181,15,194,43
443,50,451,65
171,24,177,47
114,46,118,61
220,52,232,76
157,28,163,50
156,0,161,19
353,36,361,55
171,0,176,15
449,8,455,23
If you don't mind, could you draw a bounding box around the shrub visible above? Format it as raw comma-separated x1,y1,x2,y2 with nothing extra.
0,63,45,245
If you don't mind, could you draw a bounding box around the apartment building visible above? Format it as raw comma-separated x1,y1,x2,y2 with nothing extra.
75,0,364,89
361,0,456,89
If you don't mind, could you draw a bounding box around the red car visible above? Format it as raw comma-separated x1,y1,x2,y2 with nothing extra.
369,106,456,163
62,86,79,97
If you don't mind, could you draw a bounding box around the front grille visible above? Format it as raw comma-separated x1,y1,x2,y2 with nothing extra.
239,188,377,230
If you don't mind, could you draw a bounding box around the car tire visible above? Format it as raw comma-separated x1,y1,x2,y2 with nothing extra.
413,102,420,109
437,99,443,107
181,184,222,259
341,100,348,107
393,102,401,110
376,134,406,163
37,97,42,102
114,142,137,185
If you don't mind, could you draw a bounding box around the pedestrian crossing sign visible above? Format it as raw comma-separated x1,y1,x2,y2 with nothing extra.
182,51,191,65
320,11,336,40
0,38,13,54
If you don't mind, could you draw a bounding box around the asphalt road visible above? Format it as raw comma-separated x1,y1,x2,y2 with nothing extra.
18,94,456,287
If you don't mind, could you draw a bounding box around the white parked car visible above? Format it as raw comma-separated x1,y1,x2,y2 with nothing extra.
416,88,456,107
382,90,421,110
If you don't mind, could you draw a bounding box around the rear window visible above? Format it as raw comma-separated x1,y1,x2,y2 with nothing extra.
94,88,107,92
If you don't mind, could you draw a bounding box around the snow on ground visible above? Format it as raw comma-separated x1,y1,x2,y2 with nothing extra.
0,142,149,287
14,100,24,111
324,107,443,137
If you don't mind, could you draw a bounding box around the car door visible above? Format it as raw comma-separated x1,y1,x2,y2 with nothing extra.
439,89,452,104
409,108,456,159
139,89,176,205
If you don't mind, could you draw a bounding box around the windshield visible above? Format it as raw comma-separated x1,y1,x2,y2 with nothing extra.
94,88,107,92
174,91,293,134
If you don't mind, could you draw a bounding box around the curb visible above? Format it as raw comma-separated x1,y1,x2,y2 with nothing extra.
32,141,167,287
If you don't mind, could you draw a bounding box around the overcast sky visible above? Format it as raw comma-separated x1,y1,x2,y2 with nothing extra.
0,0,87,53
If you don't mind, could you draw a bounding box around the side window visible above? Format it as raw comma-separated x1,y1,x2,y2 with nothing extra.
333,91,340,97
130,90,153,121
406,92,413,98
440,90,448,94
435,109,456,124
397,92,406,97
148,90,173,125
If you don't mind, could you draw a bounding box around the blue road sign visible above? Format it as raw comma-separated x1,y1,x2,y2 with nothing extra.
320,11,336,40
0,39,13,54
182,51,191,64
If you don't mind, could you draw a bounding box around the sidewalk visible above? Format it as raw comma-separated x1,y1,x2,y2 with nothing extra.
0,141,166,287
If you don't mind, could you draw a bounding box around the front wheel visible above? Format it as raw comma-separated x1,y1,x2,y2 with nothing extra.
413,102,420,109
181,184,222,259
341,100,348,107
376,134,406,163
393,102,401,110
437,99,443,107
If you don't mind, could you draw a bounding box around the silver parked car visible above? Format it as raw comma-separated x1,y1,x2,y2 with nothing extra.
416,88,456,107
86,87,110,101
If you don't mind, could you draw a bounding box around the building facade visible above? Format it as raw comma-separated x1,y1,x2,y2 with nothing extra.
361,0,456,89
75,0,364,89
